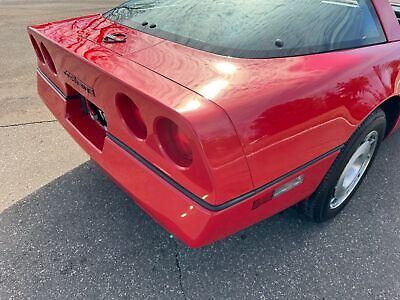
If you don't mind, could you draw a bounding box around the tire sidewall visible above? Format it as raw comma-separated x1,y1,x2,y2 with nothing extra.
314,110,386,221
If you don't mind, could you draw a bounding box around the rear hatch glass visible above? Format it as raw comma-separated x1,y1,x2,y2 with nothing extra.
104,0,386,59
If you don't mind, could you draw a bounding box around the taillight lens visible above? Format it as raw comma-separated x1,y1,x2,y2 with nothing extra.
40,43,57,74
29,35,44,64
116,93,147,140
156,118,193,168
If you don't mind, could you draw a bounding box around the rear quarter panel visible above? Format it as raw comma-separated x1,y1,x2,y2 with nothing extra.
219,43,400,188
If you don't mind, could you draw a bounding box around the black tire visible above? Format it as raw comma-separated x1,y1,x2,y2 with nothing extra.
299,108,387,222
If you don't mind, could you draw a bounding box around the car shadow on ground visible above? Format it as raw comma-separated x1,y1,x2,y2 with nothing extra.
1,132,400,299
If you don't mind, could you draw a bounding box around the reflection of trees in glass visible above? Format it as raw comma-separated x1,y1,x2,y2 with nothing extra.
105,1,162,22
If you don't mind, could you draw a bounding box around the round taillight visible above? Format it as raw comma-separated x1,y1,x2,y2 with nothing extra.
40,43,57,74
116,94,147,140
156,118,193,168
29,35,44,64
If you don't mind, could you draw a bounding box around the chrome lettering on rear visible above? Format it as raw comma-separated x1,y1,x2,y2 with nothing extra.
63,70,95,97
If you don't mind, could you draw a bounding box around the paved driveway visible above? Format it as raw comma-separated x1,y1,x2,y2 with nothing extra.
1,1,399,299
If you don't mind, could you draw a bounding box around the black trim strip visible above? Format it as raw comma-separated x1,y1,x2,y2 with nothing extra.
38,69,344,211
36,68,79,101
107,133,343,212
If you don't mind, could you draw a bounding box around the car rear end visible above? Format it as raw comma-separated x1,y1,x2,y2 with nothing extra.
28,14,258,247
28,12,339,247
27,0,388,247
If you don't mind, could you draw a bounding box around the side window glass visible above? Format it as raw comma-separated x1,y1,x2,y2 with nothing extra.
390,2,400,23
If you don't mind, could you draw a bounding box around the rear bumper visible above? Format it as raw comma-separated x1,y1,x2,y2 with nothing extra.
37,70,340,248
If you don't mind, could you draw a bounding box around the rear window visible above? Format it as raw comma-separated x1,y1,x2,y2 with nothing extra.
104,0,386,59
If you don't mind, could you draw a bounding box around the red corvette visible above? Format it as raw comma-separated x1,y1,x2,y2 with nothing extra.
28,0,400,247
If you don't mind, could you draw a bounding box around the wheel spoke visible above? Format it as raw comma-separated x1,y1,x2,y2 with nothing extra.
330,130,379,210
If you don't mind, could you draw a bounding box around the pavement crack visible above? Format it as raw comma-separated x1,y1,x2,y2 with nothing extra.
0,120,57,128
173,240,188,300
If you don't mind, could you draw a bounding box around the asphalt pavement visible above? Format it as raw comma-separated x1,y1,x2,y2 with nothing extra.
1,1,399,299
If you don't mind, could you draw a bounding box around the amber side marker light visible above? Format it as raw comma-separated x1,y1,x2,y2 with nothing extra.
252,175,305,210
40,43,57,74
29,35,44,64
272,175,304,199
156,118,193,168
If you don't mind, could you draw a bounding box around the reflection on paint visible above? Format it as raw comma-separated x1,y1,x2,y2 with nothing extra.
199,79,229,100
180,205,196,218
177,98,202,112
215,62,238,75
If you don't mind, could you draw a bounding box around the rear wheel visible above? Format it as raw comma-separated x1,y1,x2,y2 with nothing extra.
299,108,386,222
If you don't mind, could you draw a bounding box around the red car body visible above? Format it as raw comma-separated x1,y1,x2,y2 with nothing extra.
28,0,400,247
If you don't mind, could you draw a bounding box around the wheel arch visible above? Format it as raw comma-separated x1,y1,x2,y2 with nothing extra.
378,95,400,138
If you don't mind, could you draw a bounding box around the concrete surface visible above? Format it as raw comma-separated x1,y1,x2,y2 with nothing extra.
1,1,400,299
0,0,121,208
0,122,88,211
0,0,120,126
